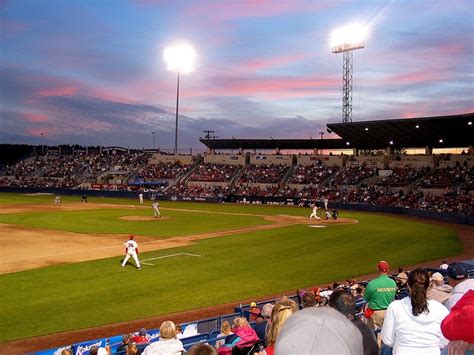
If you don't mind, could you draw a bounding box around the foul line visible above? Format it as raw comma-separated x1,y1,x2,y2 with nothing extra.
141,253,202,266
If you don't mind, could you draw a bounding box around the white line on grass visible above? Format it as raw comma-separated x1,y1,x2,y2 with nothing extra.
141,262,155,266
141,253,202,262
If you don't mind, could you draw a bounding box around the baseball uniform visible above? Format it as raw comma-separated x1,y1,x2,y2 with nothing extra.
152,201,161,218
122,236,141,269
309,205,320,220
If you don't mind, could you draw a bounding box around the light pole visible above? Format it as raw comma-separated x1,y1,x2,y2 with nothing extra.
152,131,156,149
331,24,367,123
40,132,44,155
164,43,195,155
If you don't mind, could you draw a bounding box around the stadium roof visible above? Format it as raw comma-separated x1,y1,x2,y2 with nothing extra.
200,113,474,150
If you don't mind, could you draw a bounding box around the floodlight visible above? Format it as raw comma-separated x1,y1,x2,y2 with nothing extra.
415,125,420,128
389,140,394,145
439,139,443,143
365,127,369,131
469,121,472,126
164,43,196,155
164,44,195,73
331,23,367,53
346,141,350,146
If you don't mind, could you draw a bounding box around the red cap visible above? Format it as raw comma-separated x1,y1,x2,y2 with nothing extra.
377,261,390,272
129,235,134,240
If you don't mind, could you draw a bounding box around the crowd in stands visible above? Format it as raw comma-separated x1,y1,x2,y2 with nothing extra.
58,260,473,355
289,163,339,185
238,164,289,184
329,165,376,186
1,152,473,216
136,162,191,181
378,166,431,187
419,166,473,190
189,163,240,182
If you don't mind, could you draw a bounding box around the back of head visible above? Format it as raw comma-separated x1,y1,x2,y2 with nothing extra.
328,289,356,319
220,320,231,335
232,317,249,329
447,262,469,281
261,303,274,319
275,307,363,355
267,300,298,346
377,260,390,274
187,343,218,355
159,320,177,340
408,268,430,316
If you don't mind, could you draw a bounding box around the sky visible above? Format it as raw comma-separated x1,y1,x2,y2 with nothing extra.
1,0,473,152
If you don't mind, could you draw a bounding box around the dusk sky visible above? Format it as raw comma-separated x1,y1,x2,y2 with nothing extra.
1,0,473,151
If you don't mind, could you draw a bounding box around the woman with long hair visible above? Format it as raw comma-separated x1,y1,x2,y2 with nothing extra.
381,268,449,354
264,299,298,355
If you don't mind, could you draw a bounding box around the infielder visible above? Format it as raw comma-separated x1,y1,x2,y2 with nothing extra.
324,197,329,211
54,195,61,206
309,204,320,220
152,200,161,218
139,192,144,204
121,235,141,269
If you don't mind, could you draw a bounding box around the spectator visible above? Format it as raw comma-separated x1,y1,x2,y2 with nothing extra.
427,272,452,305
329,289,378,355
302,292,317,308
215,321,232,349
364,261,397,331
275,307,363,354
132,328,148,344
395,268,408,287
116,334,132,353
187,343,218,355
217,317,259,355
249,301,261,321
440,261,449,270
142,321,185,355
441,290,474,354
264,300,298,355
381,268,449,354
254,303,273,343
60,349,73,355
445,262,474,310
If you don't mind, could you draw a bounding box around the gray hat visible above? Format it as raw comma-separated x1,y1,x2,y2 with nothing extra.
275,307,363,355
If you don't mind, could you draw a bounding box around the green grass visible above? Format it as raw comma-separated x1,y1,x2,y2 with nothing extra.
0,193,463,343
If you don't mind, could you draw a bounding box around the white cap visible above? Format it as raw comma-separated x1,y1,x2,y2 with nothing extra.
275,307,363,355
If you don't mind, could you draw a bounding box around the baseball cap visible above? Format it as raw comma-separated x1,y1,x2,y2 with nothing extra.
129,235,134,240
138,328,147,336
275,307,363,355
122,334,131,342
250,302,257,307
377,261,390,273
447,262,469,280
431,272,444,281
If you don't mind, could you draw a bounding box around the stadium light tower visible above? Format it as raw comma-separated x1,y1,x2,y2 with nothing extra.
164,43,195,155
331,24,367,123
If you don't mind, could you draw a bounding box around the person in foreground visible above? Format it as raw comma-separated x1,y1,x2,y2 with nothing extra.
217,317,260,355
381,268,449,355
142,320,184,355
274,307,363,354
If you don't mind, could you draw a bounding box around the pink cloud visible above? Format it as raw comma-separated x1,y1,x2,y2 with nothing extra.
38,86,79,97
236,52,311,72
1,19,28,34
22,113,49,123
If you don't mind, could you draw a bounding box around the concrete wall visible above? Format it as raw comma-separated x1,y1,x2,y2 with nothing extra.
203,154,245,165
355,156,386,169
249,154,292,166
389,155,434,169
439,155,474,168
296,155,344,167
150,154,194,164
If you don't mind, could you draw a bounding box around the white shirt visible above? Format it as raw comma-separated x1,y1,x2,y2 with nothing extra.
125,240,138,254
143,338,184,355
381,297,449,355
444,279,474,310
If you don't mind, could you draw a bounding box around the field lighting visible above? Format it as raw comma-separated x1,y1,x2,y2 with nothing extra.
164,43,195,155
331,23,368,123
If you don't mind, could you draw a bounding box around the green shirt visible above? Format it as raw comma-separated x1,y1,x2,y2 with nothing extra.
363,274,397,310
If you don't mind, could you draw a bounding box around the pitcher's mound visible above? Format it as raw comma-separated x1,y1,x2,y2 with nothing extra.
119,216,171,221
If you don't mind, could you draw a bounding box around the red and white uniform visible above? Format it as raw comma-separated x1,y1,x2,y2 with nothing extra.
122,239,141,268
309,205,320,220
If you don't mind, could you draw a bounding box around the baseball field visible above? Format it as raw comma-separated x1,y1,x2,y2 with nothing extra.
0,192,464,345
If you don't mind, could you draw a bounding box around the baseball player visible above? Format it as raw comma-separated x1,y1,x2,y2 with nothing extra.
139,192,144,204
81,194,88,203
54,195,61,206
121,235,141,269
309,204,320,220
332,209,339,220
152,200,161,218
324,197,329,211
